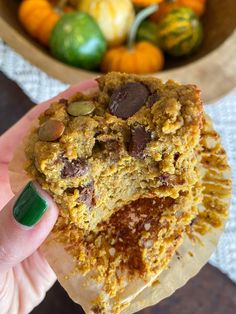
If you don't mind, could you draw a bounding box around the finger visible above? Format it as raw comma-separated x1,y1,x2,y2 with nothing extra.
0,252,56,314
0,181,58,274
0,79,98,164
0,164,14,208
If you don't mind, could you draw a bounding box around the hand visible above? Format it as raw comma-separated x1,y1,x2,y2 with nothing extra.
0,80,97,314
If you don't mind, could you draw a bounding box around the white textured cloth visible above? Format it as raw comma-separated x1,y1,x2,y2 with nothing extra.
205,93,236,283
0,39,68,103
0,39,235,283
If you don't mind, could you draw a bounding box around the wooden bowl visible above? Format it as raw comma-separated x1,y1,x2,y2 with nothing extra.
0,0,236,102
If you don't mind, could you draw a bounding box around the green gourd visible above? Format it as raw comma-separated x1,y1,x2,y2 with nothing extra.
50,12,107,70
136,20,160,46
157,7,203,57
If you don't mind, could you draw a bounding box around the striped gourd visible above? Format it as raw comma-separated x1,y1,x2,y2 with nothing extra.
157,7,203,56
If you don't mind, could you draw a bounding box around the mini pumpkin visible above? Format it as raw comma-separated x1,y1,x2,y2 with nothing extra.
101,5,164,74
151,0,206,21
18,0,62,45
157,7,203,56
78,0,135,47
101,42,164,74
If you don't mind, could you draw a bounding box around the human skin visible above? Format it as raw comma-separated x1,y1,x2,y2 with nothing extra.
0,80,97,314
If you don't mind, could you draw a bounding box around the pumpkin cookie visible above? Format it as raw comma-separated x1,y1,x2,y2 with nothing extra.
19,73,231,314
25,72,203,231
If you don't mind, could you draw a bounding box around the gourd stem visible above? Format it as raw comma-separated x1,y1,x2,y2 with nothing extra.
128,4,159,50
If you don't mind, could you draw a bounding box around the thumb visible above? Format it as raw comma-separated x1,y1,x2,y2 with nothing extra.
0,181,58,274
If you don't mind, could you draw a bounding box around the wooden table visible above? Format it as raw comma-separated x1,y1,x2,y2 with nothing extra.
1,71,236,314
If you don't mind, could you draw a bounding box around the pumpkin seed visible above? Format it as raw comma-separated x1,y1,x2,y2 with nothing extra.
38,120,65,142
67,101,95,116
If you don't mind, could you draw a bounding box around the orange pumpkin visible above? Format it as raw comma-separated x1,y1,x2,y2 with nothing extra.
151,0,206,21
19,0,61,45
101,5,164,74
101,41,164,74
132,0,163,6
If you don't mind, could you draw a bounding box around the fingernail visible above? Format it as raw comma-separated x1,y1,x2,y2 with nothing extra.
13,182,48,227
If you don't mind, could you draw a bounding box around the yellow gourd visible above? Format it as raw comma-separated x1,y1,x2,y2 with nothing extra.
78,0,135,46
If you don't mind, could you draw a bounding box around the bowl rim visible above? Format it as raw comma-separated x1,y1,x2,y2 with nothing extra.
0,17,236,103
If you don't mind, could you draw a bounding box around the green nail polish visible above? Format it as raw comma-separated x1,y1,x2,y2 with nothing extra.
13,182,47,227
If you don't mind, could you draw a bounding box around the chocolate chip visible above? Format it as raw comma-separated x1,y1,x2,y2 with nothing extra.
109,83,150,119
61,158,88,178
129,124,151,159
174,153,180,161
79,182,95,208
147,93,160,107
